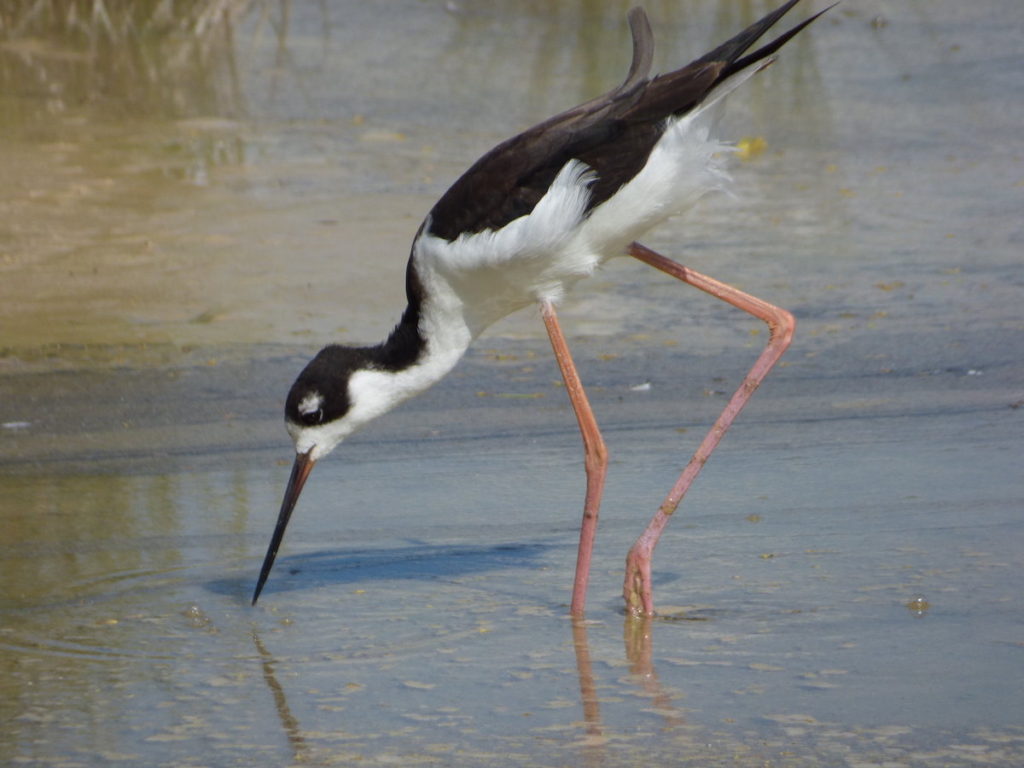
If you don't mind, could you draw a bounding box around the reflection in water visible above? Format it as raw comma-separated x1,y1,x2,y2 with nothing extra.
252,628,307,760
0,0,251,121
571,618,604,763
251,614,690,765
623,615,686,731
571,617,685,765
2,474,177,610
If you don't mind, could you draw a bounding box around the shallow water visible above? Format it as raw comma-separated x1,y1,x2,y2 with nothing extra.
2,1,1023,766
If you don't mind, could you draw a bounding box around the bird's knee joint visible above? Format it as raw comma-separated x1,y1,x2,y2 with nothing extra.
586,443,609,468
769,309,797,341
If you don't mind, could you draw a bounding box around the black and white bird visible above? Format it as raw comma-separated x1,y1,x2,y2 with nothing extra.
252,0,826,615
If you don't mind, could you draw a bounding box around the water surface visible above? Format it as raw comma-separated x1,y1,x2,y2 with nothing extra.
2,1,1023,765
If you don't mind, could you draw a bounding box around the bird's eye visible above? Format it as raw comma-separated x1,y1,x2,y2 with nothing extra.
296,391,326,425
299,405,324,426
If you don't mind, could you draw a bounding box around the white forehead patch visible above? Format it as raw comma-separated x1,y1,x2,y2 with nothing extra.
297,391,324,416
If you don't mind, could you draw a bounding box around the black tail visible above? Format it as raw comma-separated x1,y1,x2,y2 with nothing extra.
627,0,831,121
424,2,830,240
719,1,835,78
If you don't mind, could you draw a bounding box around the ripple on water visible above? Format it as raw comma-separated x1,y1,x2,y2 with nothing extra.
1,547,556,666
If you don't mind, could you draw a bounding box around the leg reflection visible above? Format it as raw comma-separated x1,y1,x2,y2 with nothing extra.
623,615,686,730
569,615,688,763
571,618,606,765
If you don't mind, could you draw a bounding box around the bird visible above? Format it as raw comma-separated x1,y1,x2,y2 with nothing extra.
251,0,827,615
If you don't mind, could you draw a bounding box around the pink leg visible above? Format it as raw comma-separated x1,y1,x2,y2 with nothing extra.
623,241,796,616
540,300,609,616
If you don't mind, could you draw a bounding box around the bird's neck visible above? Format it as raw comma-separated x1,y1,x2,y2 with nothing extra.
346,288,474,428
376,302,427,371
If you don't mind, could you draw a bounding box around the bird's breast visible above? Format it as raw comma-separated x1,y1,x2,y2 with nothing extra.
414,160,603,332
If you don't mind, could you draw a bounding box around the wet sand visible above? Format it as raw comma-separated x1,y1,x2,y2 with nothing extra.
2,1,1023,765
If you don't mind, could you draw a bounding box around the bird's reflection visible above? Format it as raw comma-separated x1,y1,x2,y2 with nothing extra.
570,615,687,765
253,614,686,762
252,629,308,762
570,618,605,765
622,615,687,730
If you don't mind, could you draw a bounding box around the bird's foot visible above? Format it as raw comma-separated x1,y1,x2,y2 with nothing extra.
623,543,655,617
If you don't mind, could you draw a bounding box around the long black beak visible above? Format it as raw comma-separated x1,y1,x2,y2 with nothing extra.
252,450,316,605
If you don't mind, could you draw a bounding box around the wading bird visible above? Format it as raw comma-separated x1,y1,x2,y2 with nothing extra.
252,0,826,615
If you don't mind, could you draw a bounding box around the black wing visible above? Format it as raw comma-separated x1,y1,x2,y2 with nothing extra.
425,0,824,242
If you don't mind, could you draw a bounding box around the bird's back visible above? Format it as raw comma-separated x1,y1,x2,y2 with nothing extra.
410,1,820,334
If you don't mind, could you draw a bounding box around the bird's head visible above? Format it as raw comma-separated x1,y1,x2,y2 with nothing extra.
252,344,384,605
283,344,373,462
